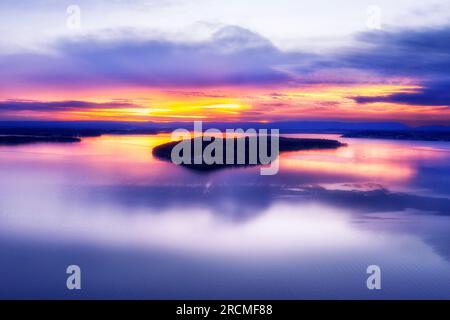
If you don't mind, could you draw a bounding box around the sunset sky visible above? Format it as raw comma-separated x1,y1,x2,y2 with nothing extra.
1,0,450,124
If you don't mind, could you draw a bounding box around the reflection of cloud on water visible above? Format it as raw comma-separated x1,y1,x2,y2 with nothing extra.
0,177,449,264
0,183,437,260
76,182,450,217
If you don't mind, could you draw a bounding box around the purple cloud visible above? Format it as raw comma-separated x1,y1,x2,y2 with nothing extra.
353,81,450,107
1,24,450,109
0,26,311,89
333,26,450,107
0,99,137,111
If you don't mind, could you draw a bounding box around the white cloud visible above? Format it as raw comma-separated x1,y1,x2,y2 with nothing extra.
1,0,450,53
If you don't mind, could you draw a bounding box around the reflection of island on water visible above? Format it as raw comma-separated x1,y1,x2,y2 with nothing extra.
71,181,450,262
78,183,450,219
152,136,346,171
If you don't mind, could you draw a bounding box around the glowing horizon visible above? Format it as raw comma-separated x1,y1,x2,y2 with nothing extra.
1,83,448,125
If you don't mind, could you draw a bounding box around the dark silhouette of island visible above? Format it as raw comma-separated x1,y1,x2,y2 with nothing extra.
0,135,81,145
0,122,160,145
153,136,346,171
0,125,159,137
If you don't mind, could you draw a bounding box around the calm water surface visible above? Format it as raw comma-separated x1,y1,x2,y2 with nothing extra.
0,133,449,299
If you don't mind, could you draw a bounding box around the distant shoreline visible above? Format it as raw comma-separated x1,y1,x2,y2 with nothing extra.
0,135,81,145
0,121,449,145
342,131,450,142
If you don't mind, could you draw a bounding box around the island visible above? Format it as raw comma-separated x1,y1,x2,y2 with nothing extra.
152,136,346,171
0,123,160,146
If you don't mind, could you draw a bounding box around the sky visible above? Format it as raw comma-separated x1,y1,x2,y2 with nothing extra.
0,0,450,124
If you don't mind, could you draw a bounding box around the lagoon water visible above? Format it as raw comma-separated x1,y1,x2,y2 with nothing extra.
0,133,449,299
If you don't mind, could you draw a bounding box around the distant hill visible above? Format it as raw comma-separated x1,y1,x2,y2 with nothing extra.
343,130,450,141
140,120,412,133
0,121,159,137
0,135,81,145
0,121,448,144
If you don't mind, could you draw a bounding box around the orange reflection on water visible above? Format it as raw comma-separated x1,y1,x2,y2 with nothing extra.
0,134,180,185
280,134,450,184
281,152,415,182
1,133,449,188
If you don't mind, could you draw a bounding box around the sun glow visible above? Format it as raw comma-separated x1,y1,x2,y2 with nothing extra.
2,83,448,123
